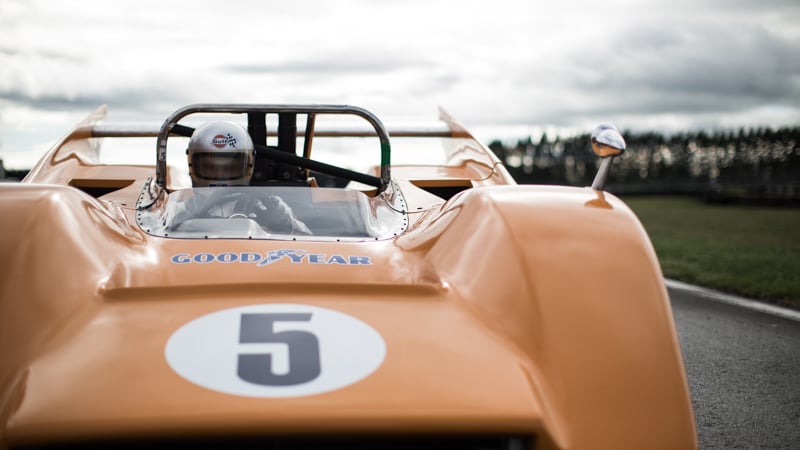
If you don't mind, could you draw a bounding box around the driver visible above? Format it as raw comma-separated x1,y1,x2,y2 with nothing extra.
187,120,256,188
177,120,311,234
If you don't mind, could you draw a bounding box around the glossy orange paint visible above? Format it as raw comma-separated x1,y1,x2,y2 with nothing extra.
0,106,696,449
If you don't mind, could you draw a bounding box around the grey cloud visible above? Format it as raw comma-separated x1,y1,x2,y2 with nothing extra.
613,24,797,88
226,61,392,75
0,44,89,65
694,0,799,9
515,21,800,124
0,46,85,63
224,54,432,75
0,87,182,114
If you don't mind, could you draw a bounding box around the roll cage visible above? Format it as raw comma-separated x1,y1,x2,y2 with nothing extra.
154,104,393,193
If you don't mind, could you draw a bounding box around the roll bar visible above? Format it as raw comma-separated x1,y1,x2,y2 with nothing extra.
154,104,392,192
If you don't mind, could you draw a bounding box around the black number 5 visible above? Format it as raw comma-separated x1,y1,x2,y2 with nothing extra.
238,313,321,386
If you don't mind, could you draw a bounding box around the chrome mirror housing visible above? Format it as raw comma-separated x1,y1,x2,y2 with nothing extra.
590,124,626,190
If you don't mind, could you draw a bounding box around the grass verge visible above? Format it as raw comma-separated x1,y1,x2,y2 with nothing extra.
622,196,800,309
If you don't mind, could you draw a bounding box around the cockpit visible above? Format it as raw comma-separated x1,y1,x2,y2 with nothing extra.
135,105,408,242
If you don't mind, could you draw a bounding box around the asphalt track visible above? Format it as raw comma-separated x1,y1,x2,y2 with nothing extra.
668,282,800,449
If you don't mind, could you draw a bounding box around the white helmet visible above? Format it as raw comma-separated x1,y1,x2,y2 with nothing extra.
187,121,255,187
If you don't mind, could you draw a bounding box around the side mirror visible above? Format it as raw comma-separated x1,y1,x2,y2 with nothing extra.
590,124,626,190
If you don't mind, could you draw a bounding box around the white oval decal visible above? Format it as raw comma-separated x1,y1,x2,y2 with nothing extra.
165,304,386,397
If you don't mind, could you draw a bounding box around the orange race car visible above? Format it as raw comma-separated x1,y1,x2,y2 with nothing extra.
0,104,696,449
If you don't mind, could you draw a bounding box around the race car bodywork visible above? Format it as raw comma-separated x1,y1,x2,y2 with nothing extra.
0,104,697,449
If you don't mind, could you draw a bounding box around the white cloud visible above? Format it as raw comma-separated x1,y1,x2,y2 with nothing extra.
1,0,799,168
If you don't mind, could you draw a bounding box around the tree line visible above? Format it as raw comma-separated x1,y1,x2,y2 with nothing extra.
488,126,800,204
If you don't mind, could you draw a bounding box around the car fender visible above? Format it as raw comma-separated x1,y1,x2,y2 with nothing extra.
400,184,696,449
0,184,147,430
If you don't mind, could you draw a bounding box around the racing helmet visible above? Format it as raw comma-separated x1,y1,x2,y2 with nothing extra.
187,121,255,187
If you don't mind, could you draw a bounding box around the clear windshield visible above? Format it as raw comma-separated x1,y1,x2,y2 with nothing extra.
137,185,407,241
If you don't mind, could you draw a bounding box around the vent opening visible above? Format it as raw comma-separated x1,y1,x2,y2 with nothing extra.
69,179,134,198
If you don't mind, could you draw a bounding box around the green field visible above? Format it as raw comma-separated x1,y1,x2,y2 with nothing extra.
622,196,800,309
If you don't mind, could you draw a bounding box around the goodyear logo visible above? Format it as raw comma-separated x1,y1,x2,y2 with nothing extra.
171,249,371,266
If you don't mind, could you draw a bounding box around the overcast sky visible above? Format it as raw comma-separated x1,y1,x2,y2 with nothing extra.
1,0,799,168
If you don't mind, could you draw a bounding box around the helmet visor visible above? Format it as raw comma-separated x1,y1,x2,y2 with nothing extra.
191,152,250,181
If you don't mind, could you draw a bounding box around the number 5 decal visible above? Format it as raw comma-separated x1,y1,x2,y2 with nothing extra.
238,313,321,386
166,304,385,397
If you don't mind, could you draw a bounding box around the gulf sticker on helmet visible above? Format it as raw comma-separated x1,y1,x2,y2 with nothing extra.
165,304,386,397
211,134,228,148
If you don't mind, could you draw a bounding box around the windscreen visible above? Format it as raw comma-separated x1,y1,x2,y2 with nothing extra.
137,185,407,241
